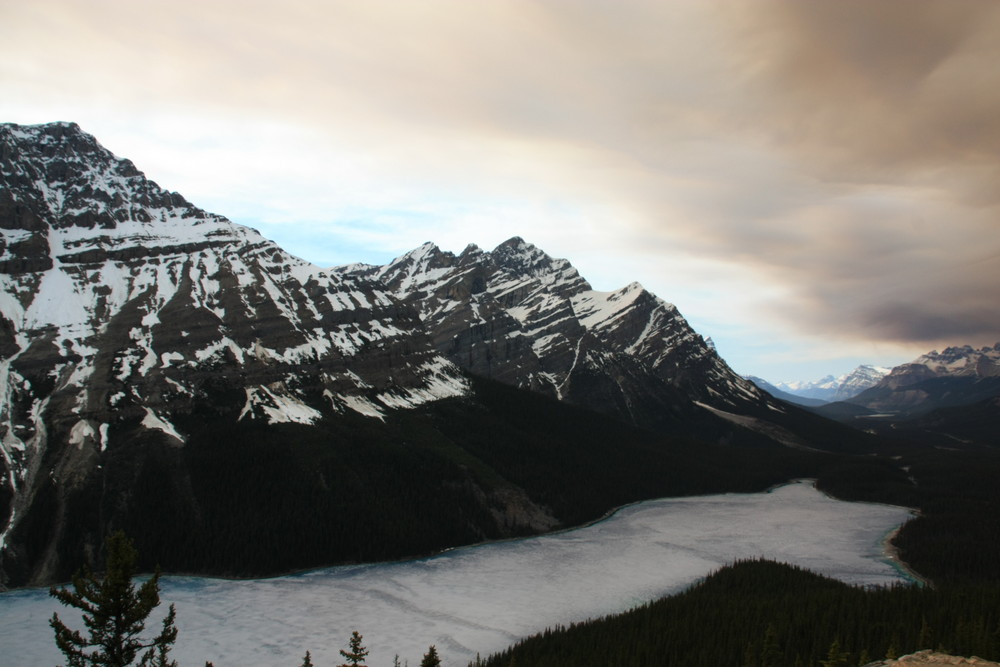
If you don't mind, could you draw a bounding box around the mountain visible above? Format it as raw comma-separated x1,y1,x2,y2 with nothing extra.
0,121,511,585
335,240,870,451
0,122,867,588
835,365,893,401
745,376,828,408
776,365,890,402
847,344,1000,415
810,344,1000,447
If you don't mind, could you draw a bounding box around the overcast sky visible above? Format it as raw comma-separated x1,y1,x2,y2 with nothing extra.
3,0,999,382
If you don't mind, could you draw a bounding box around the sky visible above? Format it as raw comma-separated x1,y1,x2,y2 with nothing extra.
2,0,999,383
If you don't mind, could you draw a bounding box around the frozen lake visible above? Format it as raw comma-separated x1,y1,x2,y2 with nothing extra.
0,481,914,666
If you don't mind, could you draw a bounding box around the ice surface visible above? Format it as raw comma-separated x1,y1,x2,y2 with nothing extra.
0,481,914,667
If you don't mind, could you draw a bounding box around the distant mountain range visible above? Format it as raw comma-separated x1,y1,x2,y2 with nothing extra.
794,344,1000,447
744,377,829,408
753,365,891,404
0,121,874,588
848,344,1000,414
749,346,1000,444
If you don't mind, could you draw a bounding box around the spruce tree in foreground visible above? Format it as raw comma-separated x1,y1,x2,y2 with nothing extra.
420,645,441,667
49,531,178,667
339,630,369,667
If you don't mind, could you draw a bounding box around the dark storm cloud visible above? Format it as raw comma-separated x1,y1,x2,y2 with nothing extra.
658,0,1000,347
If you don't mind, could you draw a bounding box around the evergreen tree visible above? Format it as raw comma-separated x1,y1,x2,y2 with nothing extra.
49,531,178,667
301,650,314,667
919,616,934,649
420,645,441,667
819,639,849,667
760,623,781,667
339,630,369,667
886,635,900,660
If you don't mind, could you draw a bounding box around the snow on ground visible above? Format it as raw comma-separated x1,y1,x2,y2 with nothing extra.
0,481,915,667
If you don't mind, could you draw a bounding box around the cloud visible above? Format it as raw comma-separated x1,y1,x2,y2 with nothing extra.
719,0,1000,190
682,0,1000,347
2,0,999,371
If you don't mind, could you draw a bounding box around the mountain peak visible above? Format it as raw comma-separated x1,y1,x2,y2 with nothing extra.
402,241,441,261
495,235,529,250
460,243,481,257
491,236,542,263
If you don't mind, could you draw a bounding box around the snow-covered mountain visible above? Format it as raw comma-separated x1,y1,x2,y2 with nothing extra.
337,238,786,435
0,122,473,584
776,365,890,403
835,365,893,400
881,344,1000,386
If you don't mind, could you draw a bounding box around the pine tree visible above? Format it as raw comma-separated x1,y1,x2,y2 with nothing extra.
420,645,441,667
339,630,369,667
301,650,314,667
49,531,178,667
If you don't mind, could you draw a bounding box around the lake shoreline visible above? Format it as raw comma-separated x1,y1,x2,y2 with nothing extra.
5,477,925,594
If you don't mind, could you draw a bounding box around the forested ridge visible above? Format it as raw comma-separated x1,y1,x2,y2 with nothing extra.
476,560,1000,667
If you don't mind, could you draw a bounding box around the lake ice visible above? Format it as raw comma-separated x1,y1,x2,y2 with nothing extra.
0,481,915,666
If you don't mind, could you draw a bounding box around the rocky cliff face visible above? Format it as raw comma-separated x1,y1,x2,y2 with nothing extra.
0,122,470,584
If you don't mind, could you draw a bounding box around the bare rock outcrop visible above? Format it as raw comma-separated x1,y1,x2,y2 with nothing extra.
865,650,1000,666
